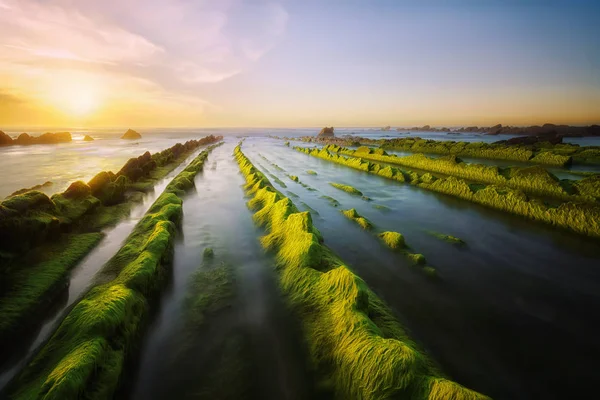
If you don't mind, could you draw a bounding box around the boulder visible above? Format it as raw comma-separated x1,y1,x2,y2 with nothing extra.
121,129,142,140
318,127,335,137
83,135,94,141
63,181,92,199
16,133,32,145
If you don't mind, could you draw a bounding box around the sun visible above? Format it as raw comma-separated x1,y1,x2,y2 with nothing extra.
47,76,102,117
60,83,100,116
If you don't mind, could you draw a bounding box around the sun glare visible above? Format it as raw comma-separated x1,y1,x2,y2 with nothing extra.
50,79,101,117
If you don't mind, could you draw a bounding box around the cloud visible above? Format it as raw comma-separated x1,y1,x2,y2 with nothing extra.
0,0,289,123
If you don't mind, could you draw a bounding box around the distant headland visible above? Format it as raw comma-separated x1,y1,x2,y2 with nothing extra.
392,123,600,137
0,131,72,146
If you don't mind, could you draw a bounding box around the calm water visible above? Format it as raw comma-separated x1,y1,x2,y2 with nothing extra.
2,127,597,200
1,130,600,399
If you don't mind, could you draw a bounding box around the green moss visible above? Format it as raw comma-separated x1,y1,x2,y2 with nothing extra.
234,144,487,400
329,182,363,196
341,208,373,230
289,175,299,182
295,145,600,239
320,195,340,207
327,145,594,203
378,231,405,249
306,170,318,175
184,261,233,328
0,233,104,341
422,266,438,279
203,247,214,259
407,253,426,265
428,231,466,245
373,204,392,212
8,145,218,399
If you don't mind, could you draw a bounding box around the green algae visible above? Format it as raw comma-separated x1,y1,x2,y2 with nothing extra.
407,253,427,266
234,144,487,400
341,208,373,230
428,231,466,246
329,182,363,196
373,204,392,212
378,231,405,249
289,175,299,182
0,233,104,342
328,145,598,203
306,170,318,175
203,247,214,259
6,145,218,400
286,191,300,198
295,146,600,239
372,137,573,167
300,202,320,216
320,195,340,207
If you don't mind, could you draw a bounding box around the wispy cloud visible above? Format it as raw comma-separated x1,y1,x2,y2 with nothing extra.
0,0,288,124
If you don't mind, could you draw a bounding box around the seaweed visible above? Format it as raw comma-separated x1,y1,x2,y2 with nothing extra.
295,146,600,239
378,231,405,249
341,208,373,230
234,144,486,400
327,145,597,203
427,232,466,246
7,145,218,399
329,182,363,196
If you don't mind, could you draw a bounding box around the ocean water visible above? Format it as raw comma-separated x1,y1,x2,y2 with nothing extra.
1,127,598,199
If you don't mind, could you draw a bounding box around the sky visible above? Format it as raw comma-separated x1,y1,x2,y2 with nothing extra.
0,0,599,128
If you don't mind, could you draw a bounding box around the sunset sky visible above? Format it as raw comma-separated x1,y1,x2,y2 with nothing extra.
0,0,599,128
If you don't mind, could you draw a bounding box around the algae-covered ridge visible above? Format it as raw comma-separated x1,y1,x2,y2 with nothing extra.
6,144,219,400
234,143,487,400
0,136,223,346
294,146,600,239
326,144,600,203
330,182,363,196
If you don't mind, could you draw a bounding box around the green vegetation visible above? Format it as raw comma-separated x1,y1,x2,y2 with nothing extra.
234,144,487,400
7,146,217,399
407,253,427,266
327,145,600,203
320,195,340,207
203,247,214,259
378,231,405,249
373,204,392,212
341,208,373,230
0,138,223,346
184,261,234,328
428,232,466,245
289,175,299,182
0,233,103,342
295,146,600,239
370,137,573,167
306,170,317,175
329,182,363,196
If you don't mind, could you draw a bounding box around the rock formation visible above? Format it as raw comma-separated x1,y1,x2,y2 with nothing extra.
121,129,142,140
318,127,335,137
0,131,72,146
83,135,95,141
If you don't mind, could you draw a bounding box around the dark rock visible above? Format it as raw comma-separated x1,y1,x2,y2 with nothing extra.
0,130,13,145
318,127,335,137
121,129,142,140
